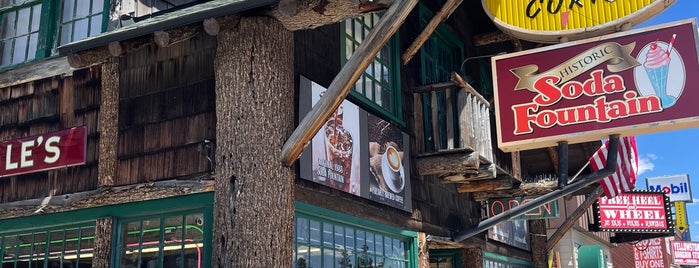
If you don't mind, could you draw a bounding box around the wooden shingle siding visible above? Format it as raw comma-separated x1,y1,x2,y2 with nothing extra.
116,34,216,186
0,66,102,203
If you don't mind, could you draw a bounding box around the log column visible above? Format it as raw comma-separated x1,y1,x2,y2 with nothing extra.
98,58,119,187
212,16,295,267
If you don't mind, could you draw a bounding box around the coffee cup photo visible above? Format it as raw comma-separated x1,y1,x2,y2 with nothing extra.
381,145,404,193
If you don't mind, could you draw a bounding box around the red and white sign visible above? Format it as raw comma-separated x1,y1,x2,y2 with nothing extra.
0,126,87,177
596,192,670,231
634,238,665,268
671,241,699,265
493,19,699,152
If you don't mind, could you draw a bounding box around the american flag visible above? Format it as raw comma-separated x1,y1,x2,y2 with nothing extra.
589,136,639,198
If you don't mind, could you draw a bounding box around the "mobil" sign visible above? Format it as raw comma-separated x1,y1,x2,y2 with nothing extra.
646,174,692,202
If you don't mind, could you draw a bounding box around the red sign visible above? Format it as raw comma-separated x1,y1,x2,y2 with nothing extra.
594,192,672,232
634,238,665,268
671,241,699,265
0,126,87,177
493,19,699,151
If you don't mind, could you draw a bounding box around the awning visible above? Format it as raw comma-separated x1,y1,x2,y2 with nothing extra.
57,0,278,55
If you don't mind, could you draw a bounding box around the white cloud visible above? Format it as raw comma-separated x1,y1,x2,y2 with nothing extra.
637,154,657,175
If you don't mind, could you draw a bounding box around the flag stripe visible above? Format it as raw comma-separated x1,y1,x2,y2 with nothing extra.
589,136,638,198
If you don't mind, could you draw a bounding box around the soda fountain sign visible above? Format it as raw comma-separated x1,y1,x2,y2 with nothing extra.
646,174,692,202
0,126,87,177
592,191,673,233
482,0,676,43
493,20,699,152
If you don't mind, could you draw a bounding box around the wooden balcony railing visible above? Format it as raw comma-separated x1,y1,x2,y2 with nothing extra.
412,73,497,184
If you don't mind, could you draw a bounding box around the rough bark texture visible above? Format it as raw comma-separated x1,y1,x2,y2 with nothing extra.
529,219,548,268
417,233,429,268
212,17,295,267
98,59,119,187
462,248,483,268
92,217,113,268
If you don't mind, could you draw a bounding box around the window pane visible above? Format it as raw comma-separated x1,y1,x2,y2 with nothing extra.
90,14,102,35
30,5,41,31
75,0,90,17
92,0,104,14
12,35,26,64
119,212,206,268
60,22,73,45
73,18,89,41
2,11,17,38
1,225,94,267
63,0,75,22
26,32,37,60
15,7,30,35
1,40,12,66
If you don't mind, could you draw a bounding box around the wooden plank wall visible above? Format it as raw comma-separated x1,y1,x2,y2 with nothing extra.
116,34,216,185
0,67,101,203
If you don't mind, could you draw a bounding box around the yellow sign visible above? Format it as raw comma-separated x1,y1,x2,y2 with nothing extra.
482,0,676,43
675,201,688,233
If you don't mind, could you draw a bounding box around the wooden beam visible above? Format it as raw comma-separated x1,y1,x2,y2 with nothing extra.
269,0,395,30
473,31,513,46
401,0,463,65
415,148,478,176
154,30,170,47
203,18,221,36
452,72,489,106
546,186,603,251
280,0,418,166
278,0,298,17
472,180,558,201
457,178,513,193
412,81,456,93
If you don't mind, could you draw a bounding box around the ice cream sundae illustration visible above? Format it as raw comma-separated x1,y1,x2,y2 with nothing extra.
643,34,677,108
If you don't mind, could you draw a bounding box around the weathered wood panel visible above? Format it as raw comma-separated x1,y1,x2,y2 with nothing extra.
116,34,216,186
0,67,101,203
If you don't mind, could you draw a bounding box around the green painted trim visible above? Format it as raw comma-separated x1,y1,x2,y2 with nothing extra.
483,251,533,267
429,249,462,268
295,201,418,267
295,201,417,238
0,192,214,233
340,15,404,127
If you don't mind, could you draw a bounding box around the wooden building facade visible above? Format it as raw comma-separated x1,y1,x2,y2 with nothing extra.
0,0,604,267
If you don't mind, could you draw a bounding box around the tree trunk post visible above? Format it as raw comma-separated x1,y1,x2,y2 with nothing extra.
212,16,295,267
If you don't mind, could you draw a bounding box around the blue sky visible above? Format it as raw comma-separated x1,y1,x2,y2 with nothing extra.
632,0,699,240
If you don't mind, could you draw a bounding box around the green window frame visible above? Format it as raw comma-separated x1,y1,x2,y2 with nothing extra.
417,4,464,152
1,223,96,267
0,193,213,268
0,0,108,70
341,13,403,125
59,0,108,46
429,249,461,268
113,210,207,268
294,201,418,268
482,252,532,268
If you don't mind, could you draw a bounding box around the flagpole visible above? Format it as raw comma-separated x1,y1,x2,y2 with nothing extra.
451,135,620,242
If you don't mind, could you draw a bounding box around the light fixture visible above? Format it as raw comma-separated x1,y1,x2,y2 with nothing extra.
459,52,507,83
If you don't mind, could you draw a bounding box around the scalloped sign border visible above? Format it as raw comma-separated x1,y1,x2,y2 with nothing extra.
482,0,677,43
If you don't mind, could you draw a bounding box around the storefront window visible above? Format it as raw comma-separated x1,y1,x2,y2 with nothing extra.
294,202,415,268
482,252,532,268
116,211,205,268
0,224,95,267
429,249,460,268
